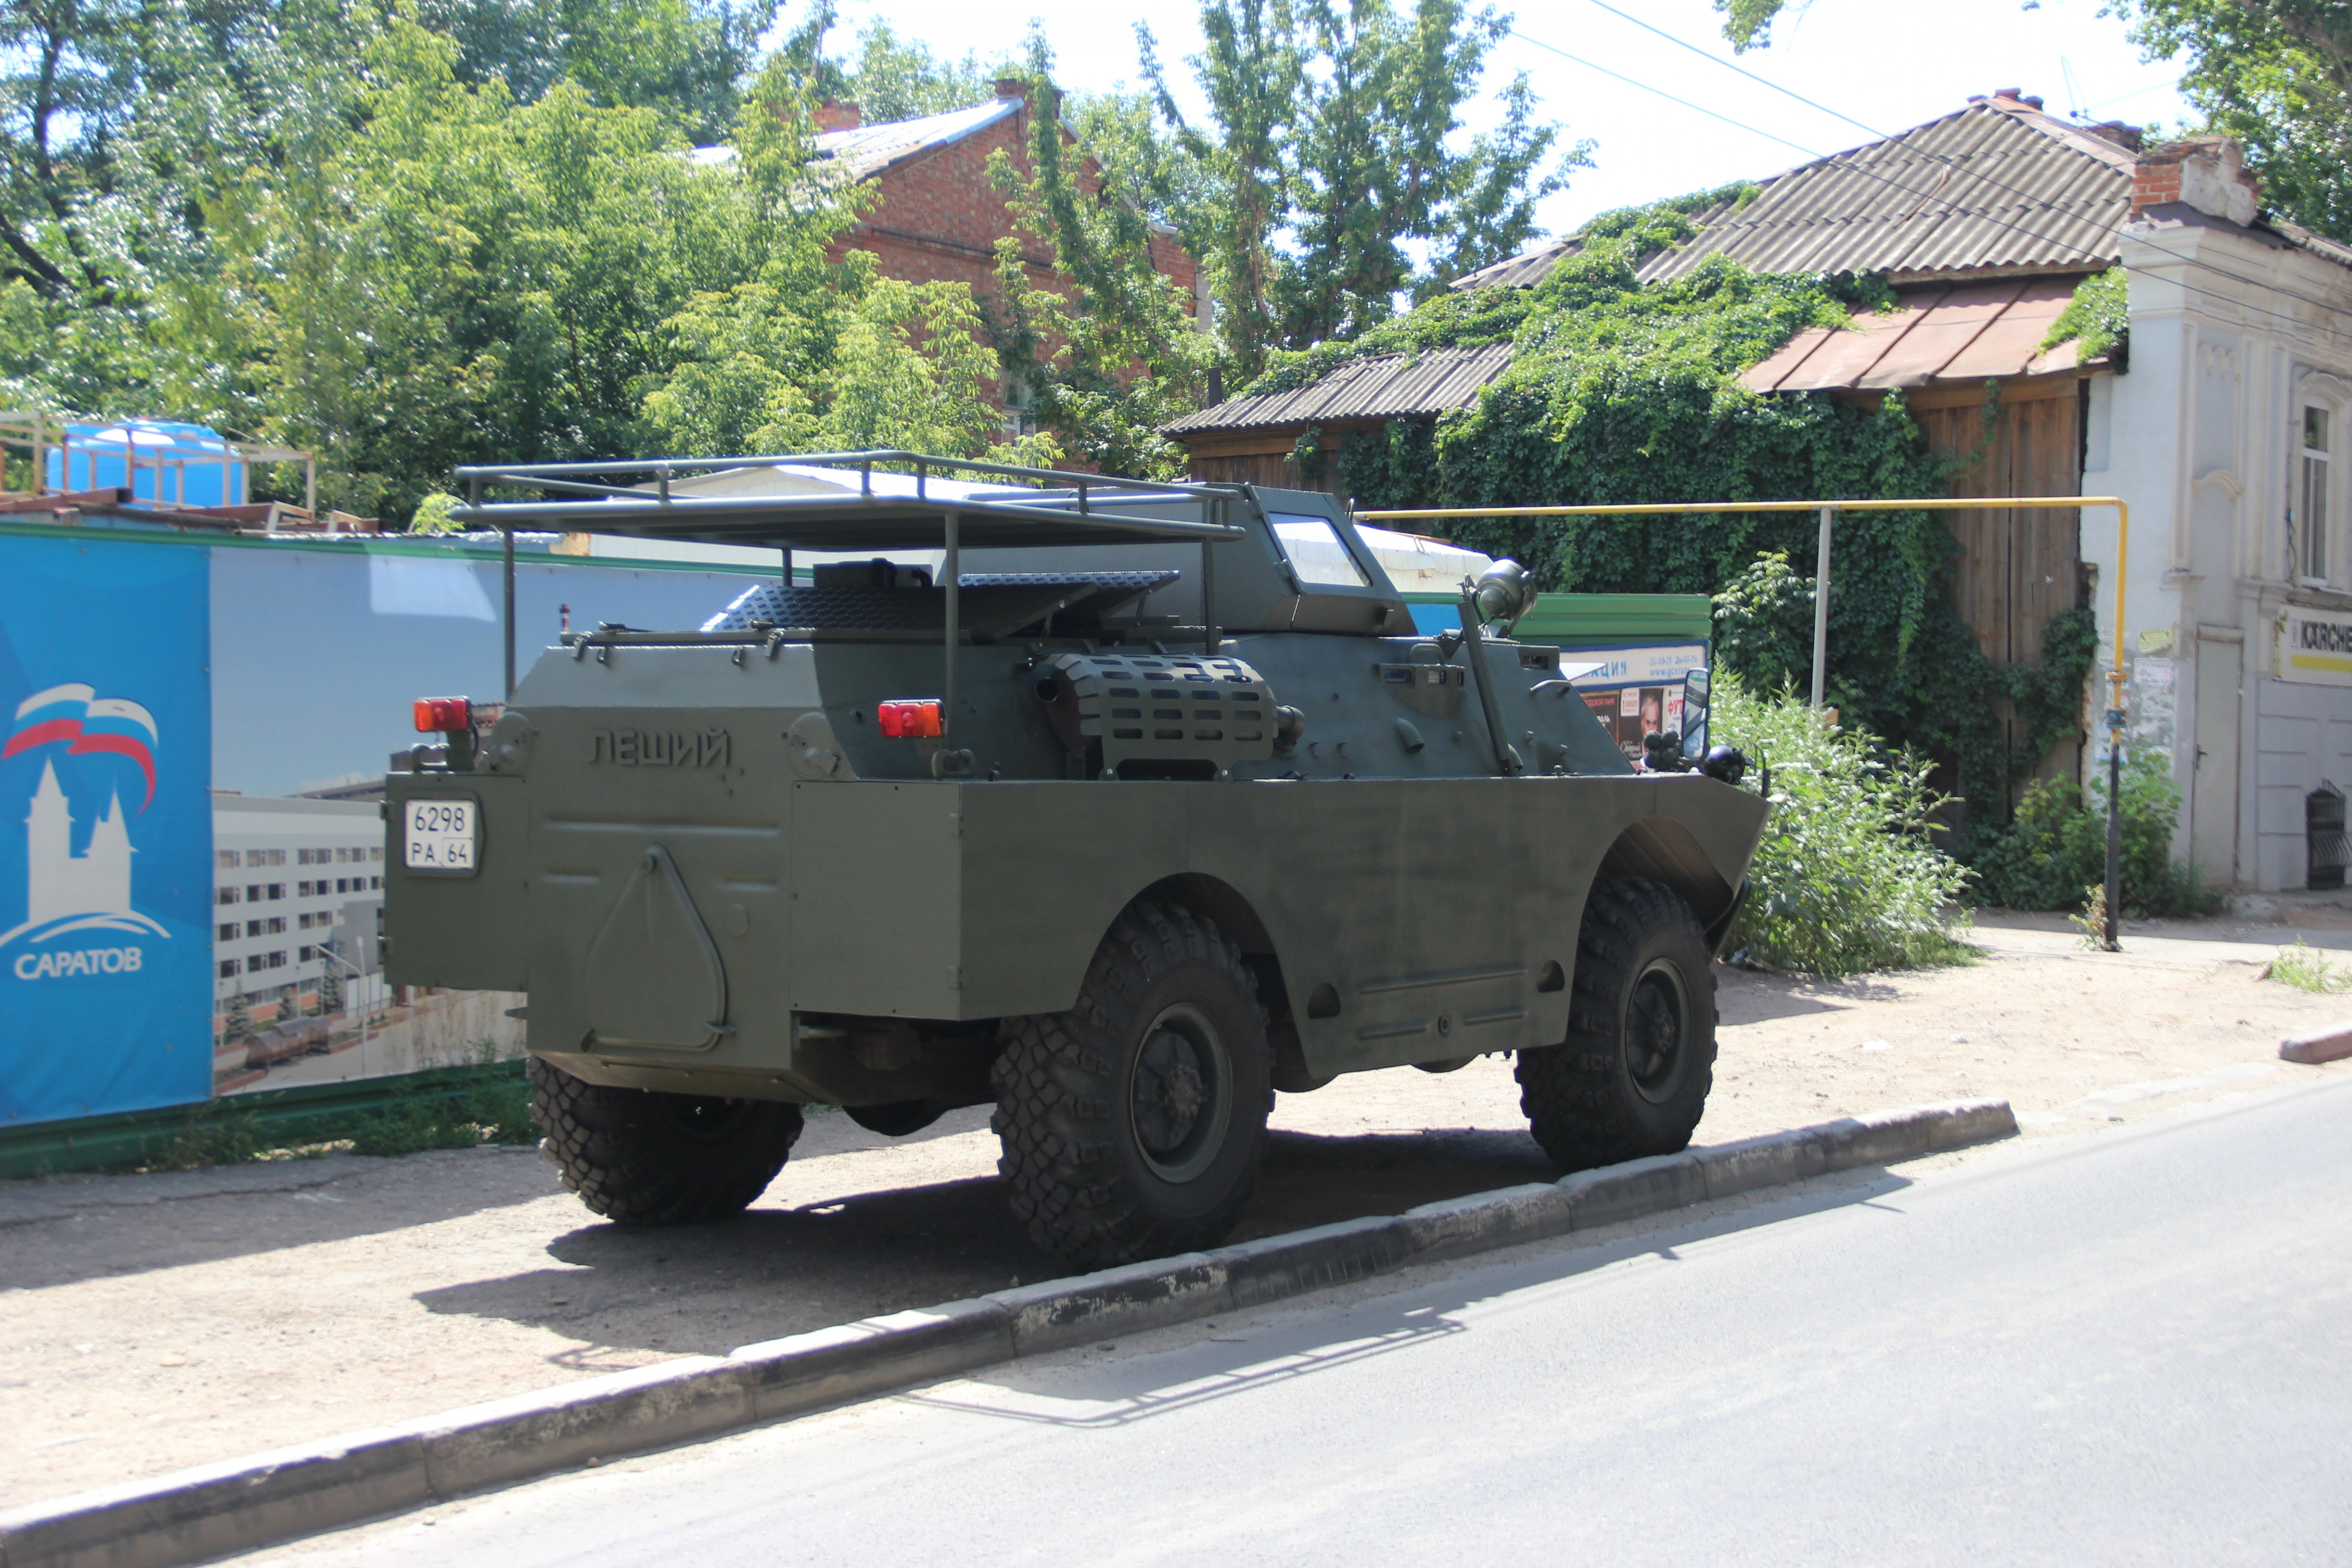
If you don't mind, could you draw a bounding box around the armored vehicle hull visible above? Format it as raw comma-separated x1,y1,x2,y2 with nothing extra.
385,454,1768,1265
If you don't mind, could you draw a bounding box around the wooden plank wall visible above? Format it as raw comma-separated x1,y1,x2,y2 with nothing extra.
1906,374,2089,796
1185,449,1299,487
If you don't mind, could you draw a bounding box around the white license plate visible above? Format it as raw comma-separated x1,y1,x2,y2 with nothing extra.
404,799,479,871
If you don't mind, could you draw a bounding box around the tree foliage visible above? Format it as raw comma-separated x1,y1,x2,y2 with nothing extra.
4,0,1585,512
982,71,1216,478
2,1,1040,519
1139,0,1584,378
409,0,774,140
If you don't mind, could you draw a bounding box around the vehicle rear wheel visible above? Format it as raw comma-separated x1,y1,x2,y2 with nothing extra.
529,1055,803,1226
991,901,1274,1267
1516,877,1716,1171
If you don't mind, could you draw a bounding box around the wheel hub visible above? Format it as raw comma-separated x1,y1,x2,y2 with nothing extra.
1626,960,1690,1104
1127,1003,1235,1183
1134,1028,1206,1154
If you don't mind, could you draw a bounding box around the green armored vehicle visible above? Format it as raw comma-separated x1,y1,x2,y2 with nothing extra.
384,454,1767,1266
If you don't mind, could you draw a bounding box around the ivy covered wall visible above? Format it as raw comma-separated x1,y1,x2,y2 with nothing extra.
1246,198,2098,836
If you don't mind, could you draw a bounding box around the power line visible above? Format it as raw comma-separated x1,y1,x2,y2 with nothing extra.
1513,18,2338,334
1576,0,1882,142
1506,30,1823,163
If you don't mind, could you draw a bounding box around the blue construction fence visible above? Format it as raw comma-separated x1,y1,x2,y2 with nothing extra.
0,515,771,1138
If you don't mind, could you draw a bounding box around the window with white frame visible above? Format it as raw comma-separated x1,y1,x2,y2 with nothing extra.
2300,403,2332,584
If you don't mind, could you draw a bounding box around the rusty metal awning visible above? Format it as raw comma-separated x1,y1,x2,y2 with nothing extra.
1740,276,2096,394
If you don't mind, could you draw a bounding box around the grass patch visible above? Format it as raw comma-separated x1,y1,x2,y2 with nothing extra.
151,1099,268,1172
127,1046,536,1172
2265,941,2352,994
349,1058,538,1157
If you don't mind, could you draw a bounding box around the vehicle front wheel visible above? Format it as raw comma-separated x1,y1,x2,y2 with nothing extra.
530,1055,804,1226
991,901,1274,1267
1516,876,1717,1171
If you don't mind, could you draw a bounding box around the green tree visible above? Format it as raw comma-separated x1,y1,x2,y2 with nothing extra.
1140,0,1581,377
842,20,998,121
1711,549,1816,695
408,0,773,141
2120,0,2352,240
184,15,798,518
985,72,1216,477
773,3,1010,122
635,51,1043,463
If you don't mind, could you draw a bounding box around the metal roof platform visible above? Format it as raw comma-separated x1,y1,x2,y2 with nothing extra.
448,451,1251,550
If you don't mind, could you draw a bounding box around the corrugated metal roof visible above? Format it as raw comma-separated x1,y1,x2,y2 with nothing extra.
1163,344,1515,435
1740,276,2093,393
814,100,1020,183
1653,102,2133,283
1457,99,2137,291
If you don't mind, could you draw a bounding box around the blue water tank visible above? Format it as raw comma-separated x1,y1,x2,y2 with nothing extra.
44,420,247,507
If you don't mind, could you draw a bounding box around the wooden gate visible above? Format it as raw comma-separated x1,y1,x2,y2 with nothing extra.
1907,375,2089,796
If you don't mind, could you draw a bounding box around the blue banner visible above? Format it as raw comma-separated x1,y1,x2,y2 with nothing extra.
0,537,213,1125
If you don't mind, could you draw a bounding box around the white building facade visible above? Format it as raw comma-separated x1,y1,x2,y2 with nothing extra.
2094,143,2352,891
211,794,383,1017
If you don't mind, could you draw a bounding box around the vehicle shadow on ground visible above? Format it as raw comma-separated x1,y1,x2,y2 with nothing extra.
410,1126,1569,1362
0,1147,563,1292
909,1165,1922,1426
1718,966,1909,1026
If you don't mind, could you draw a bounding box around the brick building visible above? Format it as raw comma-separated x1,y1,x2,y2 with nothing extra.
811,83,1208,425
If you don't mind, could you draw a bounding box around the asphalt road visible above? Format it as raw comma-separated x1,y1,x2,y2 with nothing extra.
251,1079,2352,1567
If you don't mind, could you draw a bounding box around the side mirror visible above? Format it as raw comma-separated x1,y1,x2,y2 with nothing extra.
1680,667,1710,759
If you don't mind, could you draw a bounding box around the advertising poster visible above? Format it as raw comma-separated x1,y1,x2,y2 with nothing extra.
1566,643,1707,764
0,526,769,1124
203,541,767,1096
0,537,214,1126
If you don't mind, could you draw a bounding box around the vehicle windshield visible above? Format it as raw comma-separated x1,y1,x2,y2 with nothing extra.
1268,513,1371,588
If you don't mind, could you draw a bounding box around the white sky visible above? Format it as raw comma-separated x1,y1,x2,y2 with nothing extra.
797,0,2191,239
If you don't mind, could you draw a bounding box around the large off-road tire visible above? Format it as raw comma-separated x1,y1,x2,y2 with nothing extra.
1516,877,1717,1171
529,1055,804,1226
991,901,1274,1267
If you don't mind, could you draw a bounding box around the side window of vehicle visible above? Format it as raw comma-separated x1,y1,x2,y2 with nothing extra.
1267,512,1372,588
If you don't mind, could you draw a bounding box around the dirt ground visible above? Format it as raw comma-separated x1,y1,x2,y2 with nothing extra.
4,907,2349,1511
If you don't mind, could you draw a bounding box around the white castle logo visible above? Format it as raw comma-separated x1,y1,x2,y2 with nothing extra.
1,759,168,948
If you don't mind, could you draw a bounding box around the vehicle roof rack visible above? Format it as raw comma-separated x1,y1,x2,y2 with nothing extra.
448,450,1250,549
452,452,1253,741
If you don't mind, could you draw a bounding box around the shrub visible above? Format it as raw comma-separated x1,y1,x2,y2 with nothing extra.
1712,550,1815,697
1712,676,1975,977
155,1100,265,1171
1970,755,2223,918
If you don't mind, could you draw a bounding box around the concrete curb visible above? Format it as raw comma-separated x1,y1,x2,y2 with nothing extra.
0,1098,2015,1568
2280,1024,2352,1065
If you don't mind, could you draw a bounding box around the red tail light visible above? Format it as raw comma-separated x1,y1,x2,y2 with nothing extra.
413,696,472,732
877,700,943,739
